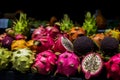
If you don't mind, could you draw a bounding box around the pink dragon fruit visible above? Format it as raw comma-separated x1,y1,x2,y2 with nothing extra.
52,35,73,53
35,35,55,53
32,26,47,40
46,25,60,39
31,50,57,75
105,53,120,80
81,52,103,79
55,51,81,77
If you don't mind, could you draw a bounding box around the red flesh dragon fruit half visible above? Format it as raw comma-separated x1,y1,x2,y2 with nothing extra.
55,51,81,77
81,52,103,79
105,53,120,80
31,50,57,75
52,35,74,53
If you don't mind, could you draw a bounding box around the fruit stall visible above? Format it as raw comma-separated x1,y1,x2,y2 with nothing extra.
0,11,120,80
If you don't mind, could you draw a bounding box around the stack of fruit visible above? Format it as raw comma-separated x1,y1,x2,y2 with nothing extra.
0,11,120,80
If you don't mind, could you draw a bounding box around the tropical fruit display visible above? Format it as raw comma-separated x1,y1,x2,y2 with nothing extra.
0,10,120,80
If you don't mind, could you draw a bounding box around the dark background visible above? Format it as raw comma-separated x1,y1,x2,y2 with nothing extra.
0,0,120,24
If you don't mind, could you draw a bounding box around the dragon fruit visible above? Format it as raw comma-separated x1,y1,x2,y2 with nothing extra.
52,35,73,53
15,34,27,40
32,26,47,40
1,35,14,50
31,50,57,75
46,25,60,39
34,35,55,53
105,53,120,80
11,48,35,73
81,52,103,79
55,51,81,77
0,47,12,70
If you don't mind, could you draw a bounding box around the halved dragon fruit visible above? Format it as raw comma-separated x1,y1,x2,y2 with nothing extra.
31,50,57,75
52,35,73,53
55,51,81,77
81,52,103,79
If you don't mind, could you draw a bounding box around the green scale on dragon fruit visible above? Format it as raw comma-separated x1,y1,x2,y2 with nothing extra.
54,51,81,77
11,48,35,73
31,50,57,75
0,47,12,71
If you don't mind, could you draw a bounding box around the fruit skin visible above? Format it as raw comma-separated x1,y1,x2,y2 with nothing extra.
35,35,55,53
26,40,38,53
100,36,119,56
0,47,12,71
32,26,47,40
73,36,95,56
11,39,28,51
15,34,27,40
1,35,14,50
105,53,120,80
11,48,35,73
31,50,57,75
0,33,7,41
90,33,105,49
52,35,73,53
55,51,81,77
105,29,120,41
81,52,103,79
68,27,86,42
46,25,60,39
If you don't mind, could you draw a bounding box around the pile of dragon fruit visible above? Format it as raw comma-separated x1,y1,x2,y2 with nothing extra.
0,11,120,80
